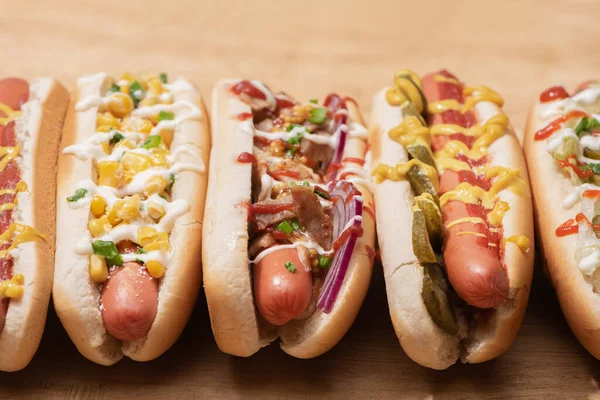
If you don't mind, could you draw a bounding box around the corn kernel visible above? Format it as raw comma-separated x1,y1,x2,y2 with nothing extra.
114,139,136,150
159,129,174,148
139,96,158,107
89,254,108,283
4,285,24,299
97,112,120,130
121,152,152,175
149,148,169,167
147,201,165,220
107,93,134,118
143,175,168,196
120,116,153,134
106,207,122,226
97,161,123,187
147,77,163,94
88,215,110,237
115,195,141,223
120,72,135,82
90,196,106,217
145,260,165,279
101,143,110,154
144,240,170,252
137,226,158,247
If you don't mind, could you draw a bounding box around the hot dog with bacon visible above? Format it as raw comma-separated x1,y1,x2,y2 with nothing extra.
525,81,600,359
370,70,534,369
0,77,68,371
54,73,209,365
203,80,375,358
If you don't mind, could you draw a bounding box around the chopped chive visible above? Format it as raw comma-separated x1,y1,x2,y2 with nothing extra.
309,99,318,104
159,73,168,84
129,80,145,106
158,110,175,121
141,135,161,149
284,261,296,273
291,219,300,231
67,188,87,202
109,131,125,145
91,240,123,267
107,83,120,94
307,107,327,124
318,255,332,269
276,220,293,235
314,186,330,200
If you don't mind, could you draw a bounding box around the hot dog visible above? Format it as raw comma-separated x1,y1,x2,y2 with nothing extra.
54,72,210,366
0,77,68,371
203,80,375,358
524,80,600,359
370,69,534,369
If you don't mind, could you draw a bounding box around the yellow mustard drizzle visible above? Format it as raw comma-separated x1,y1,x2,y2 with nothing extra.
503,235,530,254
435,158,471,173
433,74,459,85
0,223,45,258
388,115,431,148
372,159,440,191
487,201,510,227
0,273,24,299
445,217,486,230
0,103,22,126
463,85,505,110
456,231,487,238
428,99,463,114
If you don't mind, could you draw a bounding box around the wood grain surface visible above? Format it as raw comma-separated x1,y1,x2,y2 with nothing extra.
1,0,600,398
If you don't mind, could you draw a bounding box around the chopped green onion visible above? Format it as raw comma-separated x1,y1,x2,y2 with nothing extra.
286,124,300,132
289,182,296,187
314,187,330,200
137,248,148,254
159,73,168,84
109,131,125,145
575,117,600,136
67,188,87,202
309,99,318,104
286,148,297,158
158,110,175,121
129,80,145,106
308,107,327,124
284,261,296,273
276,220,293,235
291,219,300,231
167,173,175,192
583,163,600,174
135,258,144,263
318,255,332,269
92,240,123,267
287,132,303,145
302,181,310,186
141,135,161,149
107,83,120,94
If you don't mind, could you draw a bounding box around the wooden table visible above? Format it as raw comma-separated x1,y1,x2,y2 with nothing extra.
2,0,600,398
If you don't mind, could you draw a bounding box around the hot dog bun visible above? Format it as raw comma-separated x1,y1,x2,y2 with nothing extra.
54,73,209,365
524,98,600,359
203,80,375,358
370,76,534,369
0,78,68,372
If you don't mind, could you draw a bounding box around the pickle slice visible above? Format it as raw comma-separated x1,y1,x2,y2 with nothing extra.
407,144,436,169
401,102,427,126
407,165,439,204
584,148,600,160
413,194,442,250
412,208,437,264
421,264,458,336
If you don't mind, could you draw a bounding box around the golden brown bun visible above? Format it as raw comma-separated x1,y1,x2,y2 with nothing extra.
54,73,209,365
203,81,375,358
369,87,534,370
0,78,69,372
524,99,600,359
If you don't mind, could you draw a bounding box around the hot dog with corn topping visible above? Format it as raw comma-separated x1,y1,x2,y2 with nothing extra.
203,80,375,358
370,70,534,369
54,72,209,365
0,77,68,371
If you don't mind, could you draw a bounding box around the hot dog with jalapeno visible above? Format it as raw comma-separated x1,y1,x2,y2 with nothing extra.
54,73,210,365
0,77,68,371
370,70,534,369
525,80,600,359
203,80,375,358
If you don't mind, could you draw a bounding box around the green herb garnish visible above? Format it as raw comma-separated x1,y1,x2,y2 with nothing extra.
167,173,175,192
286,148,297,158
309,99,318,104
308,107,327,124
276,220,294,235
107,83,120,94
286,124,300,132
66,188,87,202
159,73,168,84
129,80,145,106
318,255,332,269
91,240,123,267
141,135,161,149
302,181,310,186
158,110,175,121
109,131,125,145
583,163,600,174
291,219,300,231
314,186,330,200
284,261,296,273
137,248,148,254
287,132,303,145
575,117,600,136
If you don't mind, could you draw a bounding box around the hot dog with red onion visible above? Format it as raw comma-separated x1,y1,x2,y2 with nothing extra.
54,72,210,365
370,69,534,369
0,77,68,371
203,80,375,358
525,80,600,359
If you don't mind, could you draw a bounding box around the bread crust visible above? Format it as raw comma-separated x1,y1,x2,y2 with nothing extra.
203,81,375,358
0,78,69,372
53,73,209,365
524,99,600,359
370,86,534,370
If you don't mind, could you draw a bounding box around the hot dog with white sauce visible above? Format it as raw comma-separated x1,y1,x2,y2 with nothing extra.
54,73,210,365
0,77,68,371
525,81,600,359
370,70,534,369
203,80,375,358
